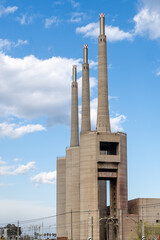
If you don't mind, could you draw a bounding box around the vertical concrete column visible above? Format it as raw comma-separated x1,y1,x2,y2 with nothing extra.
70,65,79,147
56,158,66,238
117,133,128,213
81,45,91,133
97,13,111,133
66,147,80,240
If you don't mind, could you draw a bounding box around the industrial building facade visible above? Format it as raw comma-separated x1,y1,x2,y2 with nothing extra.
56,13,160,240
56,13,128,240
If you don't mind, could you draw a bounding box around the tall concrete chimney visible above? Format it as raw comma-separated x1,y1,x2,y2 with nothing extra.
70,65,79,147
81,45,91,133
97,13,111,133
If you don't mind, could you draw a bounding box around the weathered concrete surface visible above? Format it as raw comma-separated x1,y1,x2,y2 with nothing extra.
65,147,80,240
70,65,79,147
56,14,129,240
81,45,91,134
97,14,110,133
56,157,66,238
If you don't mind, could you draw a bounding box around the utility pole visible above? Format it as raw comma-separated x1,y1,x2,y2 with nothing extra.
106,219,109,240
17,220,19,240
41,223,43,240
142,201,145,240
152,217,154,240
71,209,72,240
4,228,8,240
92,216,93,240
88,205,91,240
138,215,139,239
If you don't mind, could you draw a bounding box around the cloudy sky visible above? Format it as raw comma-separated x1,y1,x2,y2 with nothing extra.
0,0,160,231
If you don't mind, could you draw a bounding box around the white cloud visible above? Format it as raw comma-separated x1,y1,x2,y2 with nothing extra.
0,122,45,138
90,98,126,131
70,0,80,8
106,25,133,42
133,0,160,39
0,165,12,176
69,12,85,23
0,53,121,130
31,171,56,186
76,1,160,41
13,162,36,175
90,98,98,129
0,53,82,126
89,60,98,69
54,1,64,5
76,22,99,38
0,39,12,50
15,39,28,47
13,158,21,162
45,16,60,28
0,38,28,50
0,6,18,16
76,22,133,42
77,76,96,99
110,115,127,132
0,157,6,165
17,15,32,25
0,161,36,176
157,72,160,76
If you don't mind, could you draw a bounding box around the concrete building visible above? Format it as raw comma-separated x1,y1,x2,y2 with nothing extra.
56,13,160,240
56,13,128,240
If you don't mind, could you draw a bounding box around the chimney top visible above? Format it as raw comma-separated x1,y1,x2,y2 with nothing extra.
100,13,105,35
83,44,88,49
100,13,105,18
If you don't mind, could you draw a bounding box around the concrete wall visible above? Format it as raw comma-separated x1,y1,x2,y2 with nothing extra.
97,35,110,133
66,147,80,240
129,198,160,224
56,157,66,238
80,131,99,240
96,132,128,240
122,213,139,240
117,132,128,213
81,62,90,133
70,81,79,147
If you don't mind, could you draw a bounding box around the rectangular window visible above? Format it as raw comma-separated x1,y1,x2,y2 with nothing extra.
100,142,119,155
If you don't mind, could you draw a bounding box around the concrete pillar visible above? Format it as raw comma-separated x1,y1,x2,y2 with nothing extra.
56,157,66,238
80,132,99,240
81,45,91,133
66,147,80,240
97,13,111,133
117,133,128,213
70,65,79,147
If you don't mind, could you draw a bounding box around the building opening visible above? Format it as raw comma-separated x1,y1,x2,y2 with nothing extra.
100,142,119,155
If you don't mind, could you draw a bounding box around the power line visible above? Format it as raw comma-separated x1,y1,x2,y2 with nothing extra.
1,203,160,227
0,209,99,226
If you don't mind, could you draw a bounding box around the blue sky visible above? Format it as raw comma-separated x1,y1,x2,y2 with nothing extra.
0,0,160,232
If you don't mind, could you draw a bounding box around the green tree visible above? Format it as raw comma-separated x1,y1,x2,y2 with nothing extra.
5,224,22,237
130,221,160,240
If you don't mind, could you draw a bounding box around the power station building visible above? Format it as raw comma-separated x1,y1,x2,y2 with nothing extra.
56,13,160,240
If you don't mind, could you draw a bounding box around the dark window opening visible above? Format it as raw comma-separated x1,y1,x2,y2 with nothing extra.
98,168,117,172
100,142,119,155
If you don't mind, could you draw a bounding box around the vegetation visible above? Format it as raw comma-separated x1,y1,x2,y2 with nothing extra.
130,221,160,240
5,224,22,237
